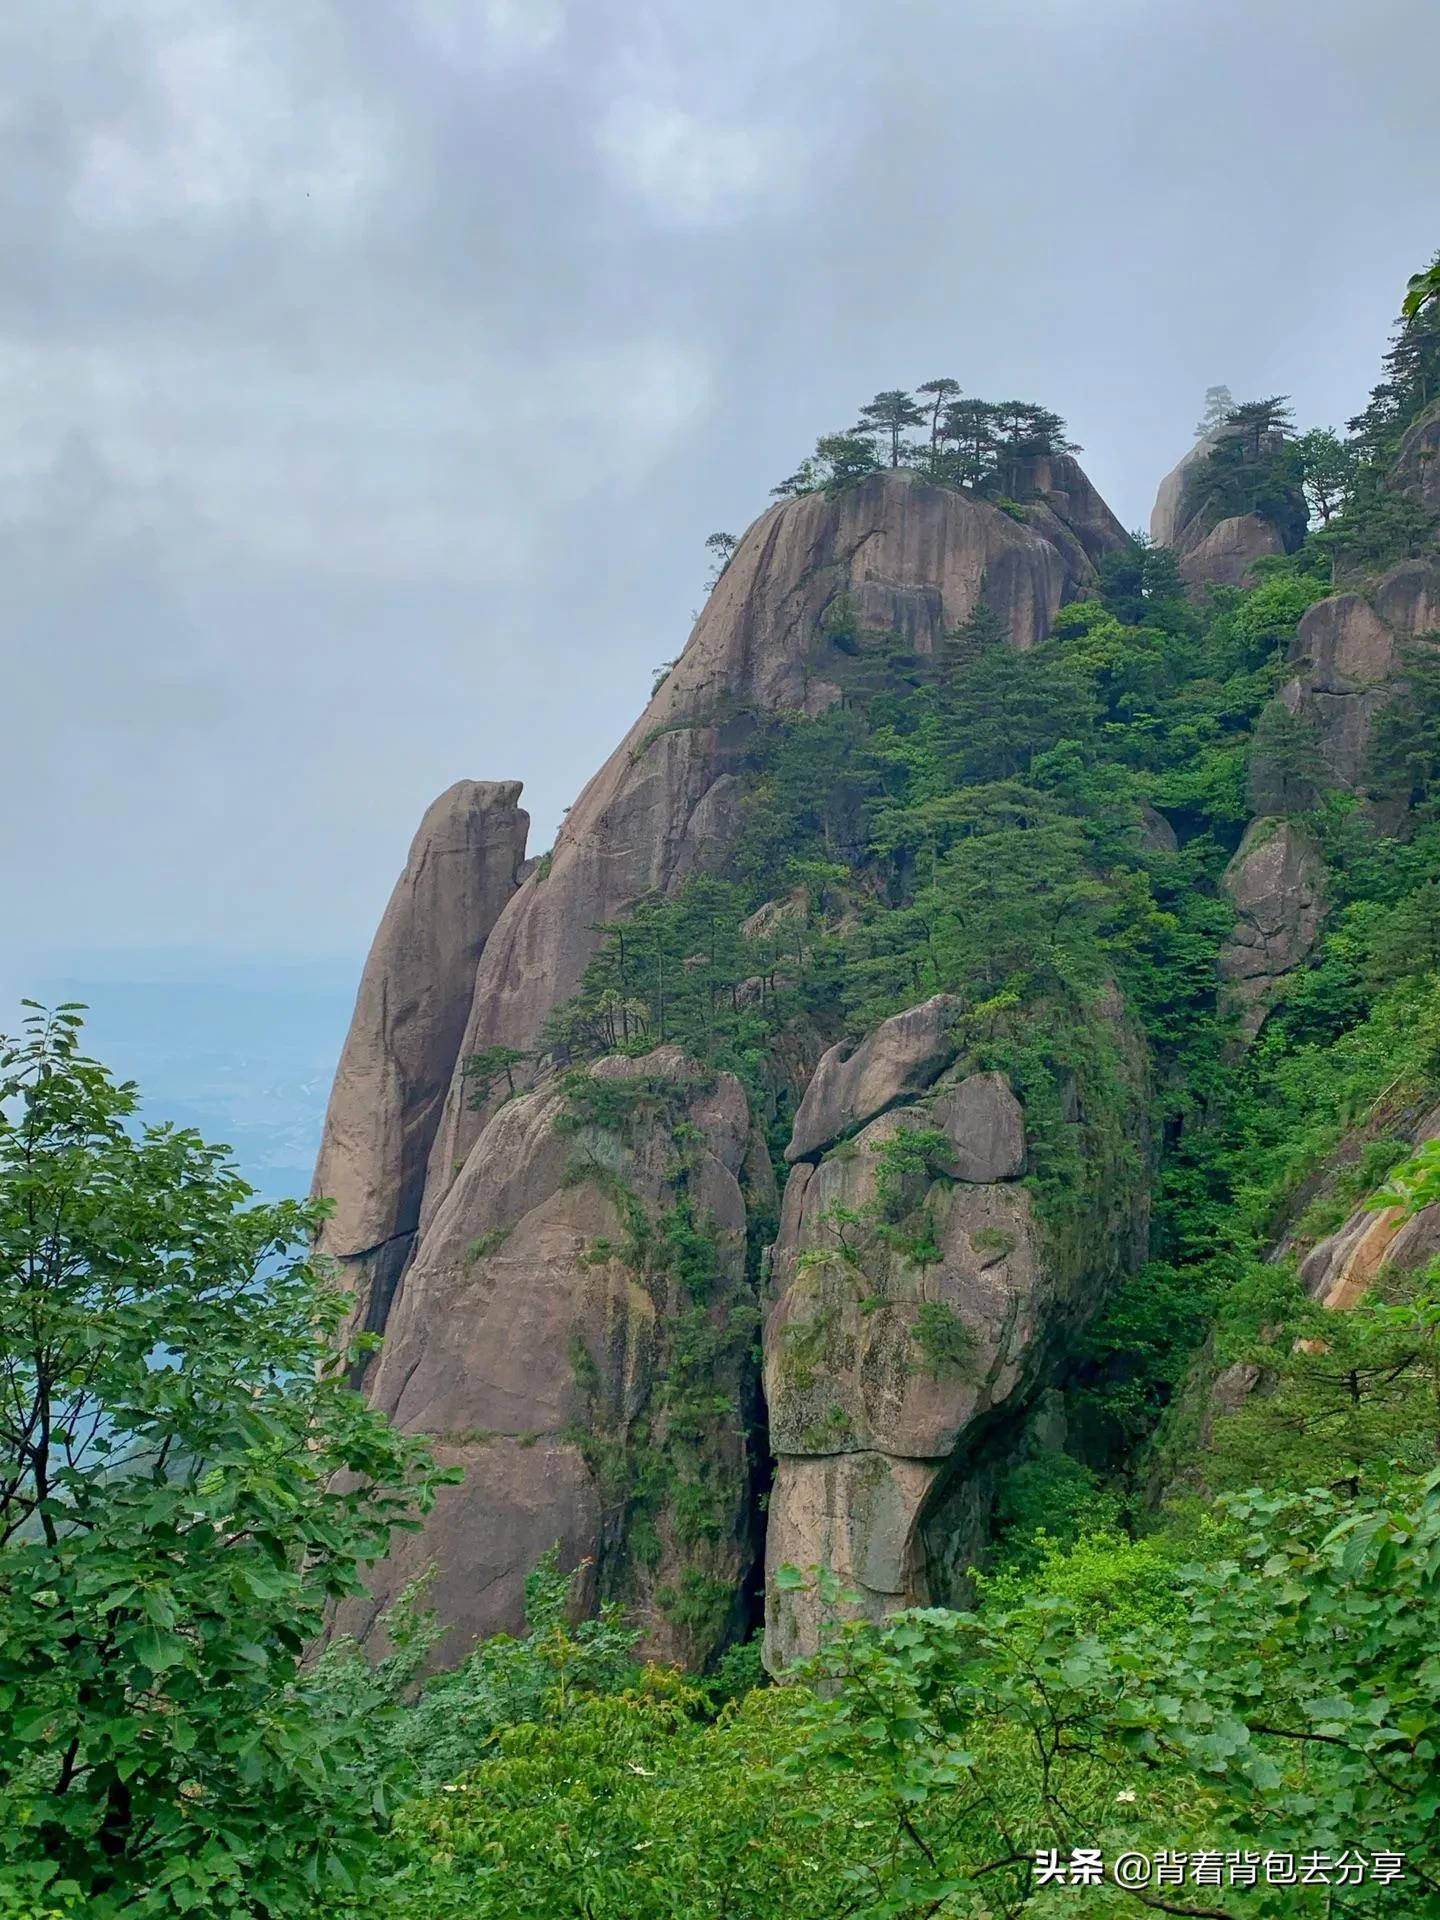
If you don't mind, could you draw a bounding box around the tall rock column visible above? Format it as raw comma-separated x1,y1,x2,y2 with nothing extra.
312,780,529,1357
762,992,1149,1668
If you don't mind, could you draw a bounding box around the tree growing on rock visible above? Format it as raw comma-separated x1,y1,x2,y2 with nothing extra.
914,377,961,467
1225,394,1296,458
1194,382,1235,437
703,531,738,592
465,1043,532,1104
938,396,1002,488
1191,395,1306,544
855,389,926,468
1296,426,1359,526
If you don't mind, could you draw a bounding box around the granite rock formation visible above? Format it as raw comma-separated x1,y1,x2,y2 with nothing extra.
420,469,1129,1219
312,781,528,1361
1177,512,1288,591
1218,819,1326,1038
763,1004,1148,1667
315,460,1150,1671
333,1047,761,1666
1298,1101,1440,1310
1250,559,1440,812
784,994,962,1165
1150,427,1304,593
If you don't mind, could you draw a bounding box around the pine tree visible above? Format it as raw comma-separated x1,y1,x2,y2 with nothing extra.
855,390,926,468
1295,427,1357,526
915,378,962,468
1194,384,1235,438
938,398,1001,488
703,531,738,589
1223,395,1295,459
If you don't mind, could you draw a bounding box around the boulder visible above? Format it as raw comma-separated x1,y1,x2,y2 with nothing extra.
1373,557,1440,637
1178,513,1287,592
931,1071,1025,1182
420,468,1122,1218
765,1452,936,1663
1139,801,1179,853
784,994,960,1163
339,1048,759,1669
1219,820,1325,1036
763,1108,1044,1660
311,780,528,1352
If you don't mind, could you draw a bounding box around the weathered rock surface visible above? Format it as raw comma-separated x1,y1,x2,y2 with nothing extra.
1219,820,1326,1037
931,1072,1025,1182
1178,512,1288,591
764,1005,1148,1666
1299,1102,1440,1309
1150,429,1304,593
1194,1104,1440,1459
312,781,528,1353
1139,801,1179,853
1008,451,1133,571
421,470,1121,1215
1250,560,1440,809
1151,438,1212,550
785,994,961,1164
339,1047,759,1667
1392,399,1440,514
317,459,1144,1678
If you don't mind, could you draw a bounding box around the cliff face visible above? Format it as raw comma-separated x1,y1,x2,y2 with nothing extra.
421,469,1121,1217
763,1001,1148,1664
311,781,529,1360
315,460,1143,1667
333,1047,762,1665
1252,560,1440,811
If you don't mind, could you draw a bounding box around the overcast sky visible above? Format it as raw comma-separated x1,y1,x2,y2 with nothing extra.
6,0,1439,990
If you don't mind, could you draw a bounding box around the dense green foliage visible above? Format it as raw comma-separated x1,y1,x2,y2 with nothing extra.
0,1008,448,1917
770,384,1078,499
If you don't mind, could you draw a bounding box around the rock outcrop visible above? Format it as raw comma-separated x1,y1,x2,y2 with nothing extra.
1178,512,1288,591
1151,438,1215,551
421,471,1123,1216
1248,559,1440,814
1298,1101,1440,1309
1393,399,1440,514
316,458,1149,1674
1218,820,1326,1038
1007,451,1132,576
785,994,961,1164
763,999,1148,1668
1150,428,1304,593
931,1073,1026,1183
312,781,528,1357
335,1047,761,1666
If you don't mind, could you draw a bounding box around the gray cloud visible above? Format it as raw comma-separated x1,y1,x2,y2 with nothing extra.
6,0,1439,979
